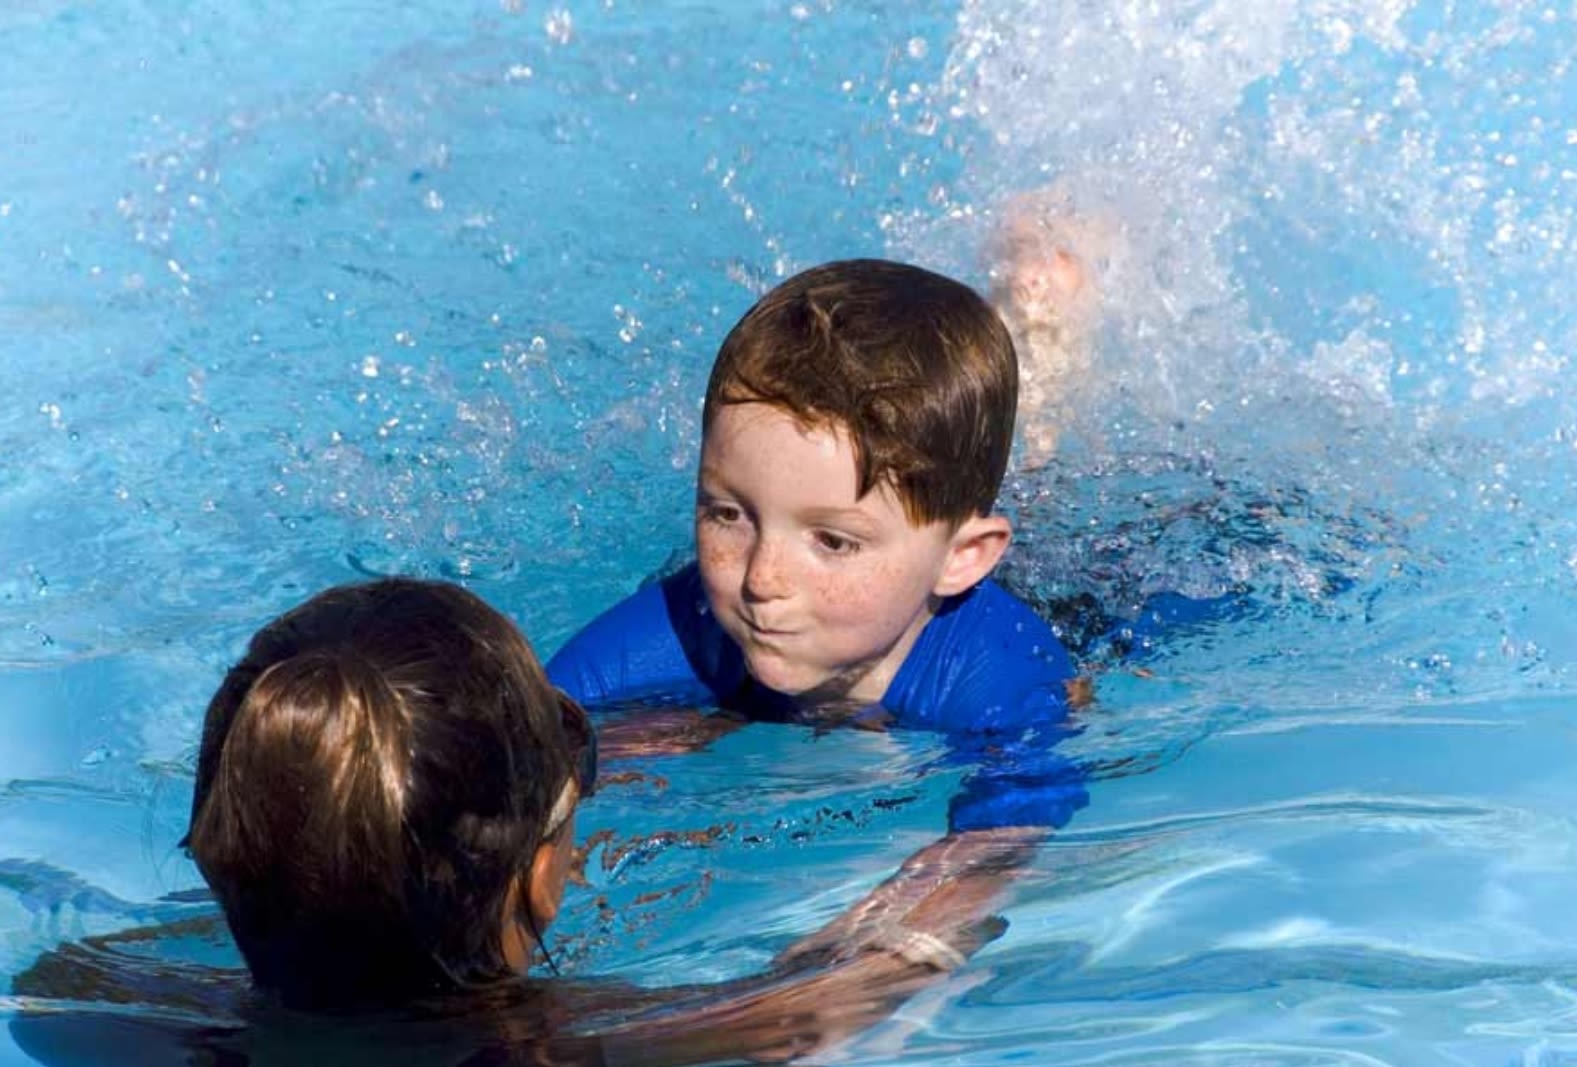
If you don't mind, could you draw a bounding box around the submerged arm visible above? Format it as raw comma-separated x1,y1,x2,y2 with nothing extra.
589,829,1040,1063
465,827,1035,1067
592,920,1004,1066
593,707,746,763
474,843,1015,1067
767,825,1042,977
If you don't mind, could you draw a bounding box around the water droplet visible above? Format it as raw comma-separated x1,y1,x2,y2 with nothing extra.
544,9,574,44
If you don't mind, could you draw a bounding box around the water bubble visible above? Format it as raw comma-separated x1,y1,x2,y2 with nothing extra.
544,9,574,45
614,304,643,343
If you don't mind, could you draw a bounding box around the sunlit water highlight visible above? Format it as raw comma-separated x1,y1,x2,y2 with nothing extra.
2,1,1576,1064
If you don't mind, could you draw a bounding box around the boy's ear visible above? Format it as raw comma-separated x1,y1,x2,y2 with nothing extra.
934,514,1012,597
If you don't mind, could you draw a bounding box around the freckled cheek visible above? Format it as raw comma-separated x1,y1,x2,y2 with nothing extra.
807,572,884,621
696,529,746,590
810,562,922,625
696,536,731,571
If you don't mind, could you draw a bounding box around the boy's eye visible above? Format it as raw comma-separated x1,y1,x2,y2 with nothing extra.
813,530,861,555
700,502,744,525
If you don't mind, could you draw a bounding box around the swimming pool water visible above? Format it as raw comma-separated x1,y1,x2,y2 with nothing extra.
3,1,1577,1063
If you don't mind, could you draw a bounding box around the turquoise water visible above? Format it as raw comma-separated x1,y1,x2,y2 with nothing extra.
3,1,1577,1063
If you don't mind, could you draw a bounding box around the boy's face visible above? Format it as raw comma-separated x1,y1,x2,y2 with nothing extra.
695,403,976,706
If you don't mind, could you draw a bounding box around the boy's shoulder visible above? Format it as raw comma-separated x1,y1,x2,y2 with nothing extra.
546,562,744,709
883,579,1075,734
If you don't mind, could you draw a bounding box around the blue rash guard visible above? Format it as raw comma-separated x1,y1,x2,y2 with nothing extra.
547,562,1089,833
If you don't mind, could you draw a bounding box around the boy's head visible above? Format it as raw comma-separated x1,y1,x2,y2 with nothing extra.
702,258,1018,527
185,579,595,1009
694,261,1019,706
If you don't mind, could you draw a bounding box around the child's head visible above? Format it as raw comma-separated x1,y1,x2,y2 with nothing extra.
185,578,595,1009
703,259,1018,528
694,260,1019,706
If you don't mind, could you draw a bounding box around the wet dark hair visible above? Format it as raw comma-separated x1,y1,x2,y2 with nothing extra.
184,579,575,1010
703,259,1019,525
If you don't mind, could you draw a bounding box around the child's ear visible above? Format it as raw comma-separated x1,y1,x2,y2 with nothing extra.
934,514,1012,597
498,832,573,974
527,834,570,929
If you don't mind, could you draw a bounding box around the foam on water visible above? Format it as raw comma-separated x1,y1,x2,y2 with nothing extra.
904,0,1575,428
872,0,1577,744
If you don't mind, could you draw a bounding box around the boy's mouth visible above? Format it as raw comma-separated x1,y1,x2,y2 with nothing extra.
737,614,795,639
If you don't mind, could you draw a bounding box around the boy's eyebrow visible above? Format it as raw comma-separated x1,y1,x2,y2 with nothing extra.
695,473,881,529
797,504,884,533
798,503,872,521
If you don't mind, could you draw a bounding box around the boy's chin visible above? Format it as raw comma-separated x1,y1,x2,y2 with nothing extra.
739,650,819,697
735,646,826,698
740,649,872,706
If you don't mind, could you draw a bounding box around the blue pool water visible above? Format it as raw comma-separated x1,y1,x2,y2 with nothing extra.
3,0,1577,1063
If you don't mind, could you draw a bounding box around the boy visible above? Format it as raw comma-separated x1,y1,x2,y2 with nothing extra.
549,258,1086,834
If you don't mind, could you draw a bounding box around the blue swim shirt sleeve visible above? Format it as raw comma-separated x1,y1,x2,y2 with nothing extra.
944,729,1089,832
545,562,745,708
881,579,1088,832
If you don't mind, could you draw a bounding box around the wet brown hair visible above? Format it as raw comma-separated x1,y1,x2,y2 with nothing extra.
185,578,574,1009
703,259,1019,526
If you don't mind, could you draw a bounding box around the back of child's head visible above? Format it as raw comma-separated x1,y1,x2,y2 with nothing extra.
703,258,1019,526
185,578,574,1010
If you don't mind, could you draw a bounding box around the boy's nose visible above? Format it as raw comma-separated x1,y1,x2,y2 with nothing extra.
742,539,792,602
